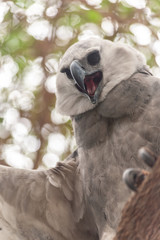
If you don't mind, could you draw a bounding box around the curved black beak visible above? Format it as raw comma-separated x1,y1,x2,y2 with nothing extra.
70,60,86,92
70,60,102,104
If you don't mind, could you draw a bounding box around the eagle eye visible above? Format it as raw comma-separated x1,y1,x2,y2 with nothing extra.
87,50,100,66
61,68,73,79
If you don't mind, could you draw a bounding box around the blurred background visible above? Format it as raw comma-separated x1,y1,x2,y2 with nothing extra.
0,0,160,169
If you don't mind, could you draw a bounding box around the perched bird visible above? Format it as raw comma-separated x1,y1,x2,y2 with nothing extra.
0,38,160,240
56,38,160,239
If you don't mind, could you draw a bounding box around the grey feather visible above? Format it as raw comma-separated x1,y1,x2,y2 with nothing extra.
0,152,97,240
56,38,160,238
0,38,160,240
56,38,147,116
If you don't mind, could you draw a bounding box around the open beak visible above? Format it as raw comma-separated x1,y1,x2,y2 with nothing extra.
70,60,102,104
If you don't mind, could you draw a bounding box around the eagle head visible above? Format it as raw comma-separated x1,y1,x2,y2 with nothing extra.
56,38,146,116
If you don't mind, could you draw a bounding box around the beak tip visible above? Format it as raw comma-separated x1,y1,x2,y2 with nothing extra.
90,98,96,104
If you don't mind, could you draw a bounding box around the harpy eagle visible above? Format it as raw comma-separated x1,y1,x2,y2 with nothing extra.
0,38,159,240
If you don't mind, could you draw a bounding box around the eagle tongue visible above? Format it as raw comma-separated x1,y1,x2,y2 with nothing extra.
85,77,96,96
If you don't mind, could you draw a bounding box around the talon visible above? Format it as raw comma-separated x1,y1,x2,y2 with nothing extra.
138,147,157,167
123,168,149,191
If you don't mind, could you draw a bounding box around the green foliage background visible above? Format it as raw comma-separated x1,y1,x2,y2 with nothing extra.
0,0,160,169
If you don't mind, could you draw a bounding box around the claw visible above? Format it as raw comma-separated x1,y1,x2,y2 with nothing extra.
123,168,149,191
138,147,157,167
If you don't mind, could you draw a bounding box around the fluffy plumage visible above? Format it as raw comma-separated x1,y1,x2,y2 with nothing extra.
56,38,148,116
0,151,97,240
56,38,160,238
1,38,160,240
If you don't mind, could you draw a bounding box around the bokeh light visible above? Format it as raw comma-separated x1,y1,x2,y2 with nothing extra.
130,24,151,46
0,0,160,169
121,0,146,9
47,133,68,156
